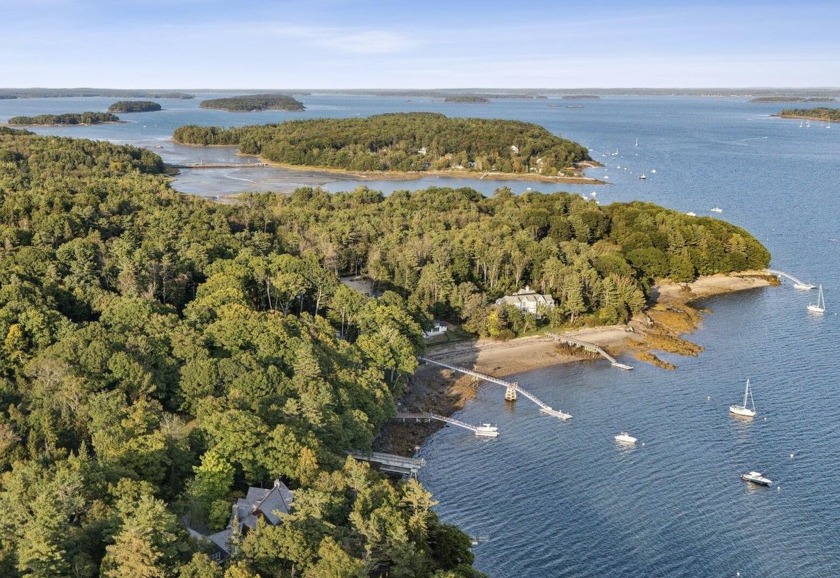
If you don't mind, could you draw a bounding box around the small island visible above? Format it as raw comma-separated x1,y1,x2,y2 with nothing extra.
7,111,121,126
751,96,836,103
443,95,491,103
775,107,840,122
108,100,162,113
199,94,305,112
173,112,593,179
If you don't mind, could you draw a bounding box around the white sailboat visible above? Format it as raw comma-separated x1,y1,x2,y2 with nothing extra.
807,284,826,314
729,379,756,418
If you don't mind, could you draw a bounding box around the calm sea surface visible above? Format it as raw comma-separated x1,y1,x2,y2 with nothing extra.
2,94,839,577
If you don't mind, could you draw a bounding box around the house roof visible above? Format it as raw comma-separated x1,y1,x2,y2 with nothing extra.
235,480,294,530
495,285,555,307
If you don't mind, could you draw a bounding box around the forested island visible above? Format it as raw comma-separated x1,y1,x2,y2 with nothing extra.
107,100,162,113
199,94,306,112
0,127,770,577
173,112,593,176
443,96,490,103
562,95,600,100
6,111,120,125
776,107,840,121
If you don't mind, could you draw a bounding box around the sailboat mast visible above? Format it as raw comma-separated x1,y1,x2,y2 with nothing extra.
743,379,750,409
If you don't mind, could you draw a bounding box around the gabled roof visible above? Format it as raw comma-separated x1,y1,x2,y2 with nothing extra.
234,480,294,530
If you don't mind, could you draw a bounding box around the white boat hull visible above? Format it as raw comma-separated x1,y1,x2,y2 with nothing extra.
614,434,637,444
741,472,772,486
729,405,756,418
807,304,825,314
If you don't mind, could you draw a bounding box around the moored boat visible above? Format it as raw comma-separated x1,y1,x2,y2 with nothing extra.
729,379,757,418
807,284,826,314
741,471,772,486
614,432,637,444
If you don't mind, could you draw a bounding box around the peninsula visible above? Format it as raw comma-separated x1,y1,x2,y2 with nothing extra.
775,107,840,122
173,112,594,180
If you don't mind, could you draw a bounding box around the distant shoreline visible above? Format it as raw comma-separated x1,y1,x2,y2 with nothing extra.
2,121,125,128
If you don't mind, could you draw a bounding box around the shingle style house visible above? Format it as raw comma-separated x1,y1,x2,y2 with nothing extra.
196,479,294,561
495,286,555,316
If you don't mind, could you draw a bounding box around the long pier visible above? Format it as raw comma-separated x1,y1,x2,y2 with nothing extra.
547,333,633,370
418,357,572,420
395,412,499,436
350,451,426,477
766,269,815,290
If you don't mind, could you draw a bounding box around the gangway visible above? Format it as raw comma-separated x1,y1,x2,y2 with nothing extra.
766,269,815,290
395,413,499,437
350,451,426,477
548,334,633,370
418,357,571,420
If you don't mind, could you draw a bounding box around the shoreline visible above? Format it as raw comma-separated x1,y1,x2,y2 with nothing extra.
171,143,605,185
373,270,776,455
257,162,606,185
775,114,838,123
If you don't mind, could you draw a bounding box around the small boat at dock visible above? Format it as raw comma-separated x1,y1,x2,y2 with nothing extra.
474,424,499,438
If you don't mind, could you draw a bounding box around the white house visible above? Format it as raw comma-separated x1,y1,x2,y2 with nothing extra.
495,286,555,316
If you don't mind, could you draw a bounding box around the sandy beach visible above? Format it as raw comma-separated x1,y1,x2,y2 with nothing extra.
240,154,605,185
374,270,776,454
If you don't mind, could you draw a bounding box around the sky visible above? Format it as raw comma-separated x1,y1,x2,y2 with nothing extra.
2,0,839,89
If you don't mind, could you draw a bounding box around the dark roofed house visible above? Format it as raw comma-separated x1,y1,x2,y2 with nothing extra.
495,286,555,317
194,479,294,562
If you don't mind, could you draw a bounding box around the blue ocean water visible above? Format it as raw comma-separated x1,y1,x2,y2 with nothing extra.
2,93,839,576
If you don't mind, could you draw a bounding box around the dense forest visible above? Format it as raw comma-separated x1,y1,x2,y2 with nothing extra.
0,130,484,578
173,113,593,176
108,100,162,113
776,107,840,121
7,112,120,125
0,128,769,577
199,95,306,112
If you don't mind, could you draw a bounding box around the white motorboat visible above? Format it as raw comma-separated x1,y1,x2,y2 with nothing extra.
729,379,757,418
614,432,637,444
710,206,723,213
807,284,826,314
793,282,815,290
741,471,772,486
474,424,499,438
